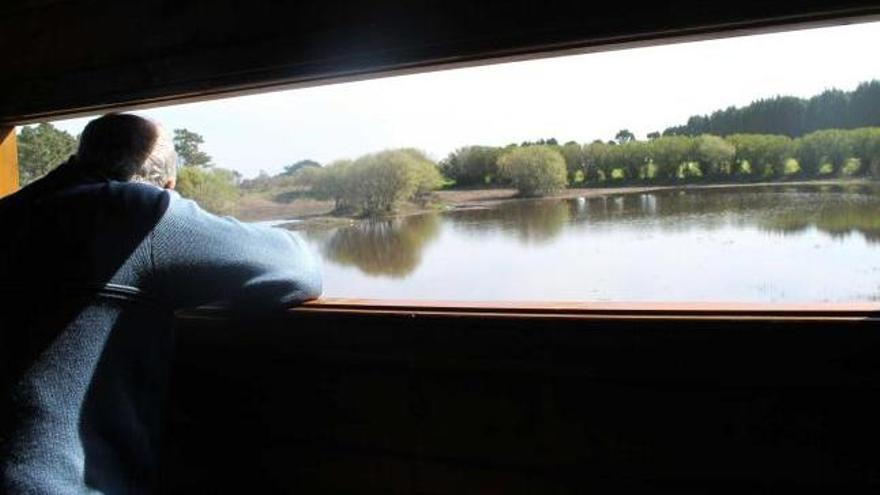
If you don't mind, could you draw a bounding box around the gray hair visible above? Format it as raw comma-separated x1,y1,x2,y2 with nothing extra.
76,113,178,187
131,124,177,187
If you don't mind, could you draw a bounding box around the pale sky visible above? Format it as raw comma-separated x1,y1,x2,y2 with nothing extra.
50,20,880,178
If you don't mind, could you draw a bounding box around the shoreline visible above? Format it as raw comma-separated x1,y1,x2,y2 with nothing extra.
234,178,875,227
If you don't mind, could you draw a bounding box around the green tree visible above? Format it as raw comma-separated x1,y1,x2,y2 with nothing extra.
695,134,736,178
849,128,880,177
400,149,444,198
496,146,567,196
727,134,793,178
615,129,635,144
282,159,320,176
795,130,851,176
352,150,426,213
646,131,661,140
17,123,78,185
173,128,212,167
303,149,442,215
299,160,357,211
663,79,880,137
583,141,614,182
650,135,693,181
439,146,500,186
176,166,239,214
615,141,650,181
239,170,273,191
559,141,584,184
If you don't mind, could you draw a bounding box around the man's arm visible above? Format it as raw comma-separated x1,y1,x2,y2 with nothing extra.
150,191,322,311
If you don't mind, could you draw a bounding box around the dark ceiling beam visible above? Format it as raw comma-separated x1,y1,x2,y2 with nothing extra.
1,0,879,124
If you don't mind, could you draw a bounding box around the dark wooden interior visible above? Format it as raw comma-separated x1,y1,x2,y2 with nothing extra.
4,0,880,492
3,1,880,124
166,308,880,492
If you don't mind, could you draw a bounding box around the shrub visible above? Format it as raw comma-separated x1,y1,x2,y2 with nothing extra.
299,159,357,211
650,136,694,181
849,128,880,177
496,146,568,196
695,134,735,177
439,146,501,186
176,167,240,214
727,134,793,178
795,129,851,176
303,149,442,215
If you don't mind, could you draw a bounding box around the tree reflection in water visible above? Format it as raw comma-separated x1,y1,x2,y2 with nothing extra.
306,183,880,283
447,199,572,244
572,184,880,243
320,214,440,278
761,206,880,243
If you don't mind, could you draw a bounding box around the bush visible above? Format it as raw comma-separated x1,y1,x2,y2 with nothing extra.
695,134,735,177
299,159,357,211
650,136,693,181
439,146,501,186
849,128,880,177
303,149,442,215
176,167,240,214
559,141,584,183
795,129,851,176
583,141,615,181
727,134,793,178
496,146,568,196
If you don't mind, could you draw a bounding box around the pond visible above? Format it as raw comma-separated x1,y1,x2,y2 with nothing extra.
292,184,880,303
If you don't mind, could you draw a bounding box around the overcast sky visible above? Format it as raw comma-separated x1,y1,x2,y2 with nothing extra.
51,20,880,178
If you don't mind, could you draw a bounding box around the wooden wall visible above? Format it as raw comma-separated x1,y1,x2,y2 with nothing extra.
1,1,879,124
6,1,880,491
0,127,19,197
164,310,880,492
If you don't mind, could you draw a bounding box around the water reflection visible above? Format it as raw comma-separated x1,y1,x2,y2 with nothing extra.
300,184,880,302
569,184,880,243
755,188,880,242
320,214,440,278
448,200,572,244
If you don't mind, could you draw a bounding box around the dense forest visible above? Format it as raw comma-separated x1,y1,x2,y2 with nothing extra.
663,80,880,137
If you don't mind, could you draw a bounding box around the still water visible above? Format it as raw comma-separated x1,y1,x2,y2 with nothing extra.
293,184,880,302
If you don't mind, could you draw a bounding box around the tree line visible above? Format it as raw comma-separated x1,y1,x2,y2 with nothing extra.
663,80,880,137
441,127,880,189
292,126,880,214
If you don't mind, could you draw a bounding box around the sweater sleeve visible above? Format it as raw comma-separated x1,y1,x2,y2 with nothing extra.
150,191,322,311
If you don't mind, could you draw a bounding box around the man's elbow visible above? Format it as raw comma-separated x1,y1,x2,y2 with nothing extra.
234,274,321,312
284,230,322,303
296,269,323,302
283,262,323,305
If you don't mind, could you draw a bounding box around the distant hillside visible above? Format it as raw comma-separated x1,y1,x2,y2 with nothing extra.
663,80,880,138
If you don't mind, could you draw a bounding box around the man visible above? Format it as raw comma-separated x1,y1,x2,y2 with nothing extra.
0,114,322,493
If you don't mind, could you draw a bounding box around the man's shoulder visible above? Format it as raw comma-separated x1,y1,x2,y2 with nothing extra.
104,180,171,209
0,178,171,229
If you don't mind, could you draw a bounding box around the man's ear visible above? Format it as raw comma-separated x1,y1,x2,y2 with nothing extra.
164,178,176,190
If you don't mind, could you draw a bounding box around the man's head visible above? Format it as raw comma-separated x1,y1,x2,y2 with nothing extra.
76,113,178,189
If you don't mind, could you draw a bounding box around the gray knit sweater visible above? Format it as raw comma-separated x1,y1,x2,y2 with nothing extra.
0,160,322,494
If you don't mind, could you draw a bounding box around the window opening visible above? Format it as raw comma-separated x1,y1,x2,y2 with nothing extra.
19,21,880,304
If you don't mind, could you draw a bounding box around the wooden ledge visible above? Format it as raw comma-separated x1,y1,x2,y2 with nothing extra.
285,298,880,321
